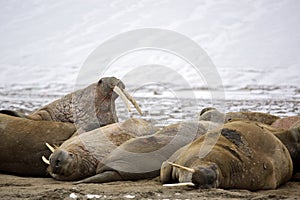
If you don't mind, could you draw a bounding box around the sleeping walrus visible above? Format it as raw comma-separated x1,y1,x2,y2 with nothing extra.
0,77,142,132
43,118,159,181
74,120,220,184
160,120,293,190
0,114,76,176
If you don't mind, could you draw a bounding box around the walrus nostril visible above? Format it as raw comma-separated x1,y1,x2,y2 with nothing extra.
49,150,70,174
55,159,61,167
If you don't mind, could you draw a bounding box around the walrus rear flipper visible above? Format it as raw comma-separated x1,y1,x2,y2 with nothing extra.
74,171,122,184
0,110,27,118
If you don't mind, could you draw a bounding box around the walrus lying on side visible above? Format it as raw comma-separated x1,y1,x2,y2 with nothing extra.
160,120,293,190
0,77,142,132
0,114,76,176
43,118,159,181
74,120,220,184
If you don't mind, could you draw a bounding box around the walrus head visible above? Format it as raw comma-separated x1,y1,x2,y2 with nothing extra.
73,77,142,132
43,142,98,181
96,77,142,115
162,161,220,189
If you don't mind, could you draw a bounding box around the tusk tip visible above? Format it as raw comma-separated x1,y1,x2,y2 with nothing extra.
42,156,50,165
163,182,195,187
45,142,55,153
167,161,195,173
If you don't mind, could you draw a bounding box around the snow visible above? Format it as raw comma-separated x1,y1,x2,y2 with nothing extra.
0,0,299,100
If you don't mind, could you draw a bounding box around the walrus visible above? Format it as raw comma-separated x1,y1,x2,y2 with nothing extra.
74,120,220,184
199,107,280,125
273,124,300,174
271,116,300,130
225,111,280,125
160,120,293,190
43,118,159,181
0,114,76,176
0,77,142,132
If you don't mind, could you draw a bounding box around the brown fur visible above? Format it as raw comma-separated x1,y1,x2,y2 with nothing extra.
75,121,220,184
161,121,293,190
225,111,280,125
47,118,159,181
199,107,280,125
0,114,76,176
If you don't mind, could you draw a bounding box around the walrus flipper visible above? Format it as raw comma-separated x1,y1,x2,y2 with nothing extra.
0,110,27,118
74,171,122,184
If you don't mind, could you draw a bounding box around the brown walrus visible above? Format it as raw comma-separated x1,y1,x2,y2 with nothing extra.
74,120,220,184
199,107,280,125
43,118,159,181
273,124,300,174
0,114,76,176
160,120,293,190
0,77,142,132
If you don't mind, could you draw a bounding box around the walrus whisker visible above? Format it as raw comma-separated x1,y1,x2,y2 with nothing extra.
113,86,132,112
167,161,195,173
45,142,55,153
122,89,143,115
163,182,195,187
42,156,50,165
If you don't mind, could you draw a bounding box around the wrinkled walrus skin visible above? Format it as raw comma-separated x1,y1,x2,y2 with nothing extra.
46,118,159,181
0,114,76,176
0,77,126,132
75,120,220,184
161,121,293,190
271,116,300,130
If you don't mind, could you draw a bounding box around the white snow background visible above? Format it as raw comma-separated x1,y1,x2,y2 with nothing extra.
0,0,299,101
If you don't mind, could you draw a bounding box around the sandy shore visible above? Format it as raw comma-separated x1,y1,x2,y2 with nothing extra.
0,174,299,200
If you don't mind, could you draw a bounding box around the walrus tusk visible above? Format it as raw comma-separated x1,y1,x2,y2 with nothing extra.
113,86,143,115
122,89,143,115
113,86,132,112
42,156,50,165
167,161,195,173
163,182,195,187
45,142,55,153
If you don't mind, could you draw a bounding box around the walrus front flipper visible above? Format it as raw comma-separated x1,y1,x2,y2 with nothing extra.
0,110,27,118
74,171,122,184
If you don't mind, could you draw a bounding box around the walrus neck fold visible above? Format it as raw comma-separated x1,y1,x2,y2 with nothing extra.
275,127,300,173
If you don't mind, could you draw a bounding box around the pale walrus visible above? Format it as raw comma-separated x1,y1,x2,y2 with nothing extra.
43,118,159,181
0,77,142,132
0,114,76,176
74,120,220,184
271,116,300,130
160,120,293,190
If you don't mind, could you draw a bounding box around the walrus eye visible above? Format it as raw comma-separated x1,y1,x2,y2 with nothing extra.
69,153,74,158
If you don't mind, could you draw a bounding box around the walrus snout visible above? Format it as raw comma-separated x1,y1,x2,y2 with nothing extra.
49,150,74,174
97,77,125,91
